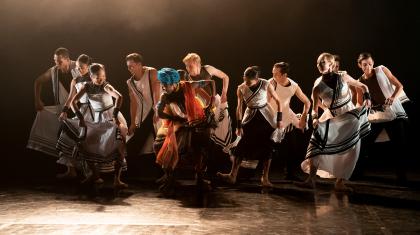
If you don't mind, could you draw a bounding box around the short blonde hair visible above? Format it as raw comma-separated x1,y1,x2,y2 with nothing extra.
183,53,201,64
317,52,335,65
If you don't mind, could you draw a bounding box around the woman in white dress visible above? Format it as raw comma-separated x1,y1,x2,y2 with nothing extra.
71,63,128,188
299,52,371,191
56,54,93,179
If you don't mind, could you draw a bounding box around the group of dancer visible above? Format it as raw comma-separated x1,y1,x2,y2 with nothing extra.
27,47,411,193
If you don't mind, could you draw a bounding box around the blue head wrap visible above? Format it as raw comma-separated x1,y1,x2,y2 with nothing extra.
157,68,180,85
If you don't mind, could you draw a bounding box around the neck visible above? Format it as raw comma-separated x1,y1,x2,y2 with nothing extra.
274,75,287,85
364,70,374,79
60,64,70,73
134,68,145,80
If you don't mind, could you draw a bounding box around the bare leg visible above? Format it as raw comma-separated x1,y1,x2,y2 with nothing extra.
114,160,128,189
81,162,102,184
114,140,128,188
261,159,273,187
334,178,353,192
295,159,316,189
217,155,241,184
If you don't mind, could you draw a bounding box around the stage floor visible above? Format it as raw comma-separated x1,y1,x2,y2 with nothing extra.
1,178,420,234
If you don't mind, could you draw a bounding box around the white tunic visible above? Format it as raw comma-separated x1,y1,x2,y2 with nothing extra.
302,74,370,180
268,77,300,128
238,79,276,128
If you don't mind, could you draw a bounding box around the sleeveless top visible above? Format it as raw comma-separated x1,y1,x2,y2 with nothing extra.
126,67,155,125
51,61,78,105
268,77,299,127
359,66,407,119
313,73,354,122
75,73,91,104
238,79,276,128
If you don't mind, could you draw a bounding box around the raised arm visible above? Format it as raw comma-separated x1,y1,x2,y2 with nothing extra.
34,69,52,111
205,65,229,103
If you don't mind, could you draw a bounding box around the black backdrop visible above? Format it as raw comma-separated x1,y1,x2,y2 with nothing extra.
1,0,418,179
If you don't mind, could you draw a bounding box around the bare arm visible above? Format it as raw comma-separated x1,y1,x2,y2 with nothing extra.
190,80,216,96
206,65,229,102
127,84,138,132
71,85,86,116
267,83,282,113
342,73,369,93
382,66,403,105
311,85,320,127
64,79,77,108
295,85,311,116
236,87,244,136
267,83,283,128
295,85,311,130
104,84,123,109
34,69,52,111
58,79,77,120
342,74,371,107
150,69,161,110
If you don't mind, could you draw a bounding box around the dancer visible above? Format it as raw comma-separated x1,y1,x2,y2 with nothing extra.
356,52,409,184
153,68,216,194
28,47,78,157
298,52,371,191
217,66,283,187
268,62,311,180
71,63,128,188
56,54,93,179
182,53,232,149
125,53,161,157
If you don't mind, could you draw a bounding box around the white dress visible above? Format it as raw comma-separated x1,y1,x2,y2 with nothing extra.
301,73,370,180
58,82,128,172
56,75,93,168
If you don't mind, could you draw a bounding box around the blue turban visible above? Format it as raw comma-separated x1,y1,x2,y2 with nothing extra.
158,68,180,85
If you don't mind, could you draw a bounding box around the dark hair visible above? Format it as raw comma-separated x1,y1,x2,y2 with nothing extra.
77,54,92,65
126,53,144,64
274,62,290,75
244,66,260,79
54,47,70,58
357,52,372,64
89,63,105,75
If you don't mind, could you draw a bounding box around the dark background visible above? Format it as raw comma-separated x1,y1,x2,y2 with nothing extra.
1,0,419,180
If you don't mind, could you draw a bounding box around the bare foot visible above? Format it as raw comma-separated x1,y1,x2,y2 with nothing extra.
216,172,236,184
261,177,273,188
114,181,128,189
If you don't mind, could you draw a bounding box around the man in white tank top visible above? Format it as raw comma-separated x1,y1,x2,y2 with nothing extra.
125,53,161,158
268,62,311,181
